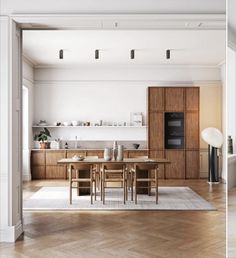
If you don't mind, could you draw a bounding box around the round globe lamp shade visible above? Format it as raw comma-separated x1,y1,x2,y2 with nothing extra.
201,127,223,148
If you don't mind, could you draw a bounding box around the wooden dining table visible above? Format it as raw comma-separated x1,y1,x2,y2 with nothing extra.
58,157,170,195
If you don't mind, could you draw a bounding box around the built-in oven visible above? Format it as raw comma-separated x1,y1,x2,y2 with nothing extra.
165,112,184,149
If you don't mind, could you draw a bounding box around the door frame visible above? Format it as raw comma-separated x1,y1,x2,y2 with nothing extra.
0,13,225,242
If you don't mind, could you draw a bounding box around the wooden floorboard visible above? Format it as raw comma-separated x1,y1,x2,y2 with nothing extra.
228,187,236,258
0,179,226,258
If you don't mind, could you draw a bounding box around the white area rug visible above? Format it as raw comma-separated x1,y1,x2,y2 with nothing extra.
23,187,216,211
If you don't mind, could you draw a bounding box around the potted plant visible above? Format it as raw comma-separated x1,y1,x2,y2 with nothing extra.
34,128,51,149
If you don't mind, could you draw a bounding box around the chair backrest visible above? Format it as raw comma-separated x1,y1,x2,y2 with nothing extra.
72,164,93,171
135,163,158,171
103,164,126,171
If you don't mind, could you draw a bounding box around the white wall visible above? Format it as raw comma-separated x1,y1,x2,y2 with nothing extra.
22,58,34,181
227,48,236,150
33,65,222,144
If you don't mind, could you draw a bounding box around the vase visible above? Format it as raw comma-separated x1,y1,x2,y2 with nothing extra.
104,147,112,161
117,145,124,161
113,141,118,160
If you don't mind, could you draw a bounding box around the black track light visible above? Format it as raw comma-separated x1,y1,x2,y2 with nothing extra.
166,49,170,59
131,49,135,59
95,49,99,59
59,49,63,59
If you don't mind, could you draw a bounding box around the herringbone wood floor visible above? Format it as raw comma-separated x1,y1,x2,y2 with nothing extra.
0,180,225,258
228,187,236,258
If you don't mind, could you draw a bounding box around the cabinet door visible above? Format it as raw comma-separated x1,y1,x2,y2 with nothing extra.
165,88,184,111
149,87,164,112
165,150,185,179
186,88,199,111
149,151,165,179
31,151,45,165
67,150,86,158
200,150,208,178
86,150,103,158
186,112,199,149
46,165,66,179
46,150,66,165
31,166,46,179
128,150,148,158
149,112,164,149
186,151,199,179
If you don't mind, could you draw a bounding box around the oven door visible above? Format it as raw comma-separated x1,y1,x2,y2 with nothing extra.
165,112,184,137
165,137,184,149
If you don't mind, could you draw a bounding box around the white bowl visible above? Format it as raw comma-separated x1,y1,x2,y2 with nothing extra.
63,121,71,126
71,120,79,126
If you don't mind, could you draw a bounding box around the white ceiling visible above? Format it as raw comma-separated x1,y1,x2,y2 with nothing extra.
23,29,225,67
1,0,225,15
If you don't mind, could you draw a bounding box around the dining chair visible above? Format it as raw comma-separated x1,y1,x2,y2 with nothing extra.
69,164,96,204
101,164,128,204
129,156,148,201
85,155,100,193
133,163,159,204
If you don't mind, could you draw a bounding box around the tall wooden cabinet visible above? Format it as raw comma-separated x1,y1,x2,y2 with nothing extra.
148,87,200,179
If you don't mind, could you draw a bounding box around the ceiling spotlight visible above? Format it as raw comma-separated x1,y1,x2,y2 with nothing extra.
166,49,170,60
59,49,63,59
131,49,135,59
95,49,99,59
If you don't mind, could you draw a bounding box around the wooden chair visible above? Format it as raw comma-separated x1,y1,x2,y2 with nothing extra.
101,164,127,204
129,156,148,201
85,156,100,191
133,163,159,204
69,164,96,204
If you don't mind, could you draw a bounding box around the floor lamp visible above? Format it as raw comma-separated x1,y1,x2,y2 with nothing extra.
201,127,223,184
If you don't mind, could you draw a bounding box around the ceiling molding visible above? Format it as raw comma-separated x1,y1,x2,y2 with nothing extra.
34,80,222,87
12,14,226,30
23,54,37,67
34,64,221,69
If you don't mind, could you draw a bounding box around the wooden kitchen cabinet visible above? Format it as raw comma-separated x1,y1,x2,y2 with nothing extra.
185,112,199,149
46,165,66,179
149,112,164,150
31,165,45,179
149,150,165,179
86,150,103,158
165,88,184,111
186,151,199,179
46,150,66,165
66,150,86,158
186,88,199,111
149,87,164,112
165,150,185,179
31,150,45,165
128,150,148,158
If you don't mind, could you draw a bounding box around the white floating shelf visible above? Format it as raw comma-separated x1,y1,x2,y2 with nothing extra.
32,125,147,128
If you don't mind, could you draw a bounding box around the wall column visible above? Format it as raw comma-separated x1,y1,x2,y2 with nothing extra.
0,16,23,242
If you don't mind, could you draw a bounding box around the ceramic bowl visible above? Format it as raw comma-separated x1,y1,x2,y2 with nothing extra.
133,143,140,149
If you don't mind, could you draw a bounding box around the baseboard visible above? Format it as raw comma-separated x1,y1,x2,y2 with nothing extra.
0,221,23,242
23,173,31,181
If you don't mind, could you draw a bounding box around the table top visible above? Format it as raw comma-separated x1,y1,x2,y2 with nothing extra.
58,157,170,164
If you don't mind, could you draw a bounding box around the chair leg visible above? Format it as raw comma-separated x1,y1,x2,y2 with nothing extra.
131,170,133,201
100,171,103,201
155,168,158,204
148,170,151,196
69,165,72,204
76,169,79,196
94,178,97,201
135,176,137,205
102,170,105,205
123,176,126,205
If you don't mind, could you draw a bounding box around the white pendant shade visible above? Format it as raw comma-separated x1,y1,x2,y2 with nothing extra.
201,127,223,148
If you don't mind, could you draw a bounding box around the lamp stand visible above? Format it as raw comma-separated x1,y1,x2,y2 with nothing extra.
208,145,220,184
